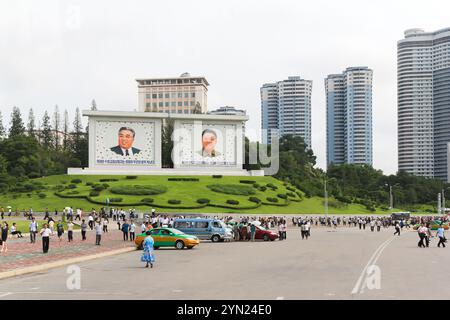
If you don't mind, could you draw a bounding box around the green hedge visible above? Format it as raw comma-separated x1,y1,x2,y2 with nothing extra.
66,184,77,189
71,179,82,184
212,175,222,178
86,182,94,186
197,198,210,204
99,179,119,182
109,198,123,203
207,184,256,196
89,191,100,197
38,193,47,199
126,176,138,179
226,200,239,205
266,197,279,203
277,193,288,199
259,186,267,192
248,197,261,203
239,180,256,184
168,199,181,205
167,178,199,181
110,185,167,196
141,198,154,203
266,183,277,190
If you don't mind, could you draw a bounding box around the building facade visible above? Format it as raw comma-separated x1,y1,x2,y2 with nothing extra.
260,76,312,148
208,106,246,115
398,28,450,181
326,67,373,166
137,73,209,114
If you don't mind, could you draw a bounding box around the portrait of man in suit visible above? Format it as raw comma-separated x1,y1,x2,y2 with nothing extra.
197,129,221,157
110,127,141,156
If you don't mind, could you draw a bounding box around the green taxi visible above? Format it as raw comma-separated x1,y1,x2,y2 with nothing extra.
135,227,200,250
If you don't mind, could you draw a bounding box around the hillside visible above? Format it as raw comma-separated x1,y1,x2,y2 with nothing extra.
0,174,410,215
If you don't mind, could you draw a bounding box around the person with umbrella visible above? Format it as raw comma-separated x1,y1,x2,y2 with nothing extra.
141,230,155,268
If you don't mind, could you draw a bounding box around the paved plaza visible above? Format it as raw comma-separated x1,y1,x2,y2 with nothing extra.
0,225,448,300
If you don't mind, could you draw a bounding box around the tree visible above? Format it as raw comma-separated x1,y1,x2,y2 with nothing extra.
193,102,202,114
53,105,61,149
41,111,53,150
27,108,36,139
91,99,97,111
70,107,88,167
63,109,69,151
0,111,5,140
9,106,26,138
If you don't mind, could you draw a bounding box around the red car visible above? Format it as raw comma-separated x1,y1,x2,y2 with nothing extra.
255,226,279,241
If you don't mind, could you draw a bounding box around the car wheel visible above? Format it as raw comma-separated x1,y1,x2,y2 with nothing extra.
270,238,275,241
187,246,194,249
137,243,143,250
175,240,185,250
154,246,160,250
211,235,220,242
263,235,269,241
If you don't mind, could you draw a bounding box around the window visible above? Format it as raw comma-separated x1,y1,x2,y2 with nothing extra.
152,94,157,99
213,222,221,228
194,222,209,228
158,93,163,98
160,229,170,235
165,93,170,98
146,103,150,108
178,93,183,98
178,102,182,107
159,102,163,107
184,93,189,98
171,102,176,107
184,101,188,106
165,102,169,107
190,101,194,106
191,92,196,98
146,94,150,99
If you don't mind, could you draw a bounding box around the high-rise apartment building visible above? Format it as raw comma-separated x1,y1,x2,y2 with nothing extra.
398,28,450,181
260,76,312,148
136,72,209,114
326,67,373,166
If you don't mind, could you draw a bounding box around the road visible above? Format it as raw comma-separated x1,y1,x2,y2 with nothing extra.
0,226,448,299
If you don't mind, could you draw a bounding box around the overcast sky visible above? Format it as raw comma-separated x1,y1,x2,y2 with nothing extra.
0,0,449,174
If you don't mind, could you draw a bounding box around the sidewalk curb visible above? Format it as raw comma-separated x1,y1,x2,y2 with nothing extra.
0,246,136,281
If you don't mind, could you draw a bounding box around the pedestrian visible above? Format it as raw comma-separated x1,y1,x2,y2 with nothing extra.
75,208,82,221
250,223,256,242
141,221,147,234
67,221,74,242
88,214,94,230
370,220,375,232
29,217,38,243
394,221,401,236
81,219,87,241
122,221,130,241
278,222,283,241
49,218,55,235
0,207,3,220
418,224,427,248
40,223,51,254
436,224,446,248
1,222,9,253
95,220,103,245
130,221,136,241
376,219,382,232
10,223,23,238
141,230,155,268
305,221,311,239
103,218,108,233
56,221,64,242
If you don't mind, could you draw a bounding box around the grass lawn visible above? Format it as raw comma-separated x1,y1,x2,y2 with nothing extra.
0,174,430,215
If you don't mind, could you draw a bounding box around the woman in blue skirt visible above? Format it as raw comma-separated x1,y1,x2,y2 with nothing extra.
141,231,155,268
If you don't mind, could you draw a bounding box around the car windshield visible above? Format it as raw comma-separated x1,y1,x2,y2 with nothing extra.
257,225,266,230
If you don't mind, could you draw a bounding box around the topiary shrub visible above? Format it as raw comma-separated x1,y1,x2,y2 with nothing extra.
277,193,288,199
253,183,261,189
102,183,110,189
85,182,94,186
167,178,199,181
61,180,68,184
99,178,118,182
207,184,256,196
110,185,167,195
109,198,123,203
266,183,277,190
168,199,181,205
126,176,138,180
287,186,296,192
67,191,80,195
90,191,100,197
38,193,47,199
93,185,105,192
71,179,82,184
141,198,154,203
286,192,296,198
240,180,256,184
226,200,239,205
66,184,77,189
259,186,267,192
212,175,222,178
248,197,261,203
266,197,278,203
197,198,210,204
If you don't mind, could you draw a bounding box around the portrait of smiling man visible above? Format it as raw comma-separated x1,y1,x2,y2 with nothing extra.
198,129,221,157
110,127,141,156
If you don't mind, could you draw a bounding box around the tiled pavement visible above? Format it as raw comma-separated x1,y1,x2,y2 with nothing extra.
0,228,136,273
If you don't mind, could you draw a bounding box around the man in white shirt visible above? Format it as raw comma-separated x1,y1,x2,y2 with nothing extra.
95,220,103,245
129,221,136,241
40,224,52,253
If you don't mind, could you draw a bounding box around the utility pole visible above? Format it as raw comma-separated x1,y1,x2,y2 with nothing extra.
389,185,393,210
442,189,446,215
324,178,328,217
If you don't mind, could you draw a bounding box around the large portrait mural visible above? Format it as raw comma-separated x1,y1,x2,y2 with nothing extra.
175,122,238,166
95,120,155,166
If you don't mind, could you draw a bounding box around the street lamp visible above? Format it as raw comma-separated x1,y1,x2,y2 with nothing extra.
324,177,328,217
